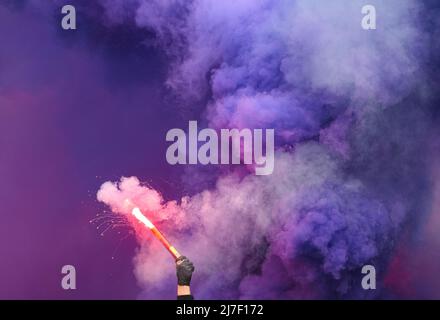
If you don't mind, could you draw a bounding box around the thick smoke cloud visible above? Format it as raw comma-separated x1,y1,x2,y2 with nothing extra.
132,0,426,137
98,144,400,299
94,0,439,298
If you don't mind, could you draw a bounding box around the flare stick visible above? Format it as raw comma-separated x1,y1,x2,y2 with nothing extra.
131,207,181,260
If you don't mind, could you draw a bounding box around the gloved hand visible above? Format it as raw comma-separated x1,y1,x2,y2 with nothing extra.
176,256,195,286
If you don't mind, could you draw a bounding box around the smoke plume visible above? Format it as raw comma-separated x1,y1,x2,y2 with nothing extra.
95,0,439,298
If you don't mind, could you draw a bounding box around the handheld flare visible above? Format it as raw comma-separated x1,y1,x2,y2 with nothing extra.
131,207,181,260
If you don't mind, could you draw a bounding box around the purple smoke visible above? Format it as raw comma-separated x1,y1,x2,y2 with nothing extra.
91,0,440,299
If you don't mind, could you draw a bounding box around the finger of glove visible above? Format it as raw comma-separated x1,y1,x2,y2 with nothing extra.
176,256,188,265
176,255,187,262
180,263,194,272
179,259,193,267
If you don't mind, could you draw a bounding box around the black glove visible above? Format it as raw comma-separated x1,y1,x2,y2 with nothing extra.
176,256,195,286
